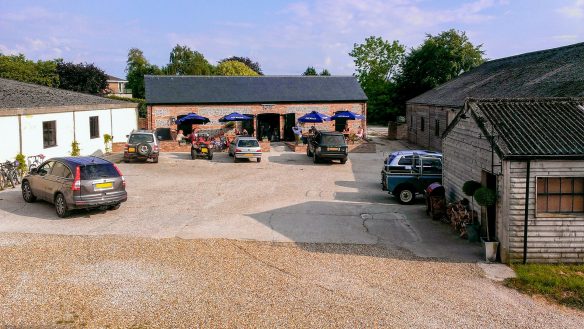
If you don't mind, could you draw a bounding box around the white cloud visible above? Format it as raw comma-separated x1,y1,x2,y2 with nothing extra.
557,0,584,17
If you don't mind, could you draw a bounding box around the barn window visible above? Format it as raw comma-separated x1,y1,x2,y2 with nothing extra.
420,117,425,132
435,119,440,137
89,116,99,139
537,177,584,214
43,121,57,148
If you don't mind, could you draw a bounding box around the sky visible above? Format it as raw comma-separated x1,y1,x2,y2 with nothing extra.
1,0,583,78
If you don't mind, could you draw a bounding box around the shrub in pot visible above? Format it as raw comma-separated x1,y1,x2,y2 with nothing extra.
475,187,498,261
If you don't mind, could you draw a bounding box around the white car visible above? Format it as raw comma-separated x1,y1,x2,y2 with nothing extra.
228,137,262,162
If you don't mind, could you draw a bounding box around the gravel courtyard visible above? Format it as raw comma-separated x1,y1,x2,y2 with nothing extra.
0,136,582,327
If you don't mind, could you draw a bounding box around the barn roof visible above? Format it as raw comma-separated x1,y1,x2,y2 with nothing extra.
408,42,584,108
444,98,584,160
144,75,367,105
0,77,134,111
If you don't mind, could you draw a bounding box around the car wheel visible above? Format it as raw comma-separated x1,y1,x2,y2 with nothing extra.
22,181,36,203
208,149,213,160
234,156,238,163
191,149,196,160
109,203,121,210
55,193,70,218
396,188,416,205
152,156,159,163
313,153,319,164
340,158,347,164
257,158,261,163
123,158,130,163
228,151,233,157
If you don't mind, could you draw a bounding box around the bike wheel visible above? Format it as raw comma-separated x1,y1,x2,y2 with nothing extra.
10,171,18,186
0,173,5,190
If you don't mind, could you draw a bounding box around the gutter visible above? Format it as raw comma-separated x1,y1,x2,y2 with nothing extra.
504,154,584,160
523,160,531,264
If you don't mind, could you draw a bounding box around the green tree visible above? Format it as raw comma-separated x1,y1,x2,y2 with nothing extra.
0,54,59,87
395,29,485,111
319,69,331,76
216,61,259,76
302,66,317,76
56,61,107,94
166,45,213,75
219,56,263,75
125,48,161,98
349,36,405,123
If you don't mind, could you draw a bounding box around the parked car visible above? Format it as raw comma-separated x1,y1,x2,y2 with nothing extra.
383,155,442,204
307,131,348,164
21,157,127,217
384,150,442,168
123,130,159,163
228,136,262,162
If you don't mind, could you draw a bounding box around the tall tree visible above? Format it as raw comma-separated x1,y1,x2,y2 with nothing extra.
302,66,317,76
125,48,161,98
0,54,59,87
395,29,485,111
216,61,259,76
349,36,405,123
219,56,263,75
319,69,331,76
56,61,108,94
166,45,213,75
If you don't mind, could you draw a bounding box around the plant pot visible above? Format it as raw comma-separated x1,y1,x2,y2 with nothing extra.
481,237,499,262
466,223,480,243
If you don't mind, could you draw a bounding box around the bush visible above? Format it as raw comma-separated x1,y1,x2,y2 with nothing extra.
475,187,496,206
15,153,27,176
462,180,482,197
103,134,113,153
70,140,81,156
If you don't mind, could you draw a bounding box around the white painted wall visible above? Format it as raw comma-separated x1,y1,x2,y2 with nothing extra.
1,107,137,161
0,116,20,161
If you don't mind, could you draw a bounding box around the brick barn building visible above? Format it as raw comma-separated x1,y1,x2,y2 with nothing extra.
406,42,584,151
144,75,367,147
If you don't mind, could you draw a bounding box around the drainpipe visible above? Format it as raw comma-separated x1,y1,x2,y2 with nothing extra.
523,160,531,264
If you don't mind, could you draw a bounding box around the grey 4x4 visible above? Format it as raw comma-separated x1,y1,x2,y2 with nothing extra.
123,130,160,163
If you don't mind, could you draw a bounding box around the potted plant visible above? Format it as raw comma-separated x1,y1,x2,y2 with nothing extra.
462,180,482,242
475,186,498,262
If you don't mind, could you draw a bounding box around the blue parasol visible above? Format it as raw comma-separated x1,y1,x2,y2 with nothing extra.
297,111,331,123
219,112,254,122
331,110,365,120
175,113,210,125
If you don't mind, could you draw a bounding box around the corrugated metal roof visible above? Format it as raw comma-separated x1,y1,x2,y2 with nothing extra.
144,75,368,104
408,42,584,107
456,98,584,159
0,78,132,110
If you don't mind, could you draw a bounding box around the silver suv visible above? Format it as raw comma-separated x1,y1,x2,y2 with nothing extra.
21,157,127,218
123,130,160,163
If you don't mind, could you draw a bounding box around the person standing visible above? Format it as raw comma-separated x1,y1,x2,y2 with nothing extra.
292,123,302,145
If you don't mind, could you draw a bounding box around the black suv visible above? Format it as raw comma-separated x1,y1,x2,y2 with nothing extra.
123,130,160,163
307,131,348,164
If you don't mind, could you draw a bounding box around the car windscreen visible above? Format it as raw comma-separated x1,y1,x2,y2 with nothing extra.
129,134,154,144
80,164,120,180
321,135,345,145
237,139,259,147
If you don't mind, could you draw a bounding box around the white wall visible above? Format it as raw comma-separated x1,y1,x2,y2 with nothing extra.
1,107,137,161
0,116,20,161
111,108,137,142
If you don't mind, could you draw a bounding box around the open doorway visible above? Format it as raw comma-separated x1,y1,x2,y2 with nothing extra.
283,113,295,141
257,113,280,141
241,119,255,136
177,114,192,135
335,118,348,132
482,170,497,240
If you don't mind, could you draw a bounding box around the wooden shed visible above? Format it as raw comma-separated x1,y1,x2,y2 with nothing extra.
442,98,584,263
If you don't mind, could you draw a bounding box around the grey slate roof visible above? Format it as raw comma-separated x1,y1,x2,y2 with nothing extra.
106,75,126,82
445,98,584,159
144,75,367,104
0,77,132,110
408,42,584,108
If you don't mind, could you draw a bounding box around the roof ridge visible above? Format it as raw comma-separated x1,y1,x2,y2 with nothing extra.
466,97,584,104
144,75,356,78
484,42,584,65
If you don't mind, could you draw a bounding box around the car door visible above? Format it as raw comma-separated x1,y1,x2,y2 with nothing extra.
33,161,54,201
44,161,71,202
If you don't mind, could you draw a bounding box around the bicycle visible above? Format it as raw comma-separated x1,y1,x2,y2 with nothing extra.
0,161,17,190
27,154,45,172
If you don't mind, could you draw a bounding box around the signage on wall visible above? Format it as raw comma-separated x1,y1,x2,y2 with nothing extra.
154,108,170,116
286,105,329,114
199,108,252,116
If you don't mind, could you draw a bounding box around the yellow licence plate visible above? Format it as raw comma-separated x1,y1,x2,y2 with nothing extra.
328,147,339,151
128,147,135,152
201,148,208,153
244,153,253,156
95,182,113,189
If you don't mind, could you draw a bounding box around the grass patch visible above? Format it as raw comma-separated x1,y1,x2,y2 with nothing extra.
505,263,584,310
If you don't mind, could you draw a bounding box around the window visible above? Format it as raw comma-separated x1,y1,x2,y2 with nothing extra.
37,161,54,176
398,156,413,166
237,139,260,147
90,116,99,139
537,177,584,214
80,164,120,180
420,117,425,132
43,121,57,148
435,119,440,137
